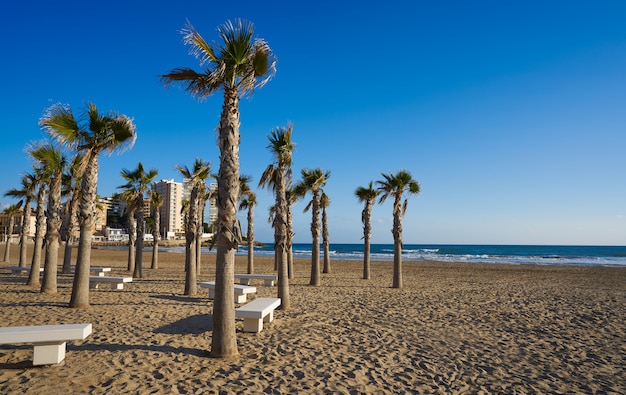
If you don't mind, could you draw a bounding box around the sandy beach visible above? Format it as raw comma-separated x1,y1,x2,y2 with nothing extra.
1,245,625,394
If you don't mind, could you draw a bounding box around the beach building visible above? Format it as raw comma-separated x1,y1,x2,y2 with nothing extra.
0,210,36,242
153,179,184,239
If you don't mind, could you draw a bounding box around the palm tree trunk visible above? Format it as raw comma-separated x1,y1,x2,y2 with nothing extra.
18,198,31,267
275,164,290,310
247,206,254,274
210,87,239,358
28,186,46,286
133,200,144,279
69,154,99,309
127,209,136,273
151,210,160,269
322,208,330,274
309,193,321,286
150,217,161,269
287,205,294,280
41,176,62,294
392,195,403,289
363,202,372,280
3,217,14,262
62,190,79,274
185,187,200,295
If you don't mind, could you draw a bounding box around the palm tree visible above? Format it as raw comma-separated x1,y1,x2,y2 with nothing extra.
259,125,295,309
377,170,421,289
60,154,84,274
40,102,136,308
355,181,379,280
149,186,164,269
162,19,276,358
30,142,68,294
321,192,331,274
293,168,331,286
2,203,22,262
5,173,37,267
239,175,256,274
176,159,210,296
118,162,158,279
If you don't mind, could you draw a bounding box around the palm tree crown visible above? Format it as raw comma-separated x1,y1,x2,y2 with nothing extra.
161,19,276,99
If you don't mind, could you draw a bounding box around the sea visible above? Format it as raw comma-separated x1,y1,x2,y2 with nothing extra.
159,243,626,267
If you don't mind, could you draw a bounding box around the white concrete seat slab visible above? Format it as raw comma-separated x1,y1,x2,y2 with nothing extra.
0,323,92,365
199,281,256,303
234,273,278,286
69,267,111,276
235,298,281,332
89,276,132,290
2,266,43,275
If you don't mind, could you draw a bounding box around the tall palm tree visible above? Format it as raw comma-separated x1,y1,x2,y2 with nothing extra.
176,159,210,296
60,154,84,274
259,125,295,309
118,162,158,279
355,181,379,280
293,168,331,286
162,19,276,358
27,170,46,286
377,170,421,289
239,175,256,274
4,173,35,266
40,102,137,308
2,203,22,262
149,186,164,269
30,142,68,294
321,192,331,274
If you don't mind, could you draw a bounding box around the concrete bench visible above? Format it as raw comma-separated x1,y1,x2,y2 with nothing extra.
236,298,281,332
199,281,256,304
89,276,132,290
234,273,278,286
0,323,92,365
2,266,43,275
70,267,111,276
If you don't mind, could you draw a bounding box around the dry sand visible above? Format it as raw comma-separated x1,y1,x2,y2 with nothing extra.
1,245,625,394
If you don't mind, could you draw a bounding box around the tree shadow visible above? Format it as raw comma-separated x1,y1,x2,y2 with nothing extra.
153,313,212,335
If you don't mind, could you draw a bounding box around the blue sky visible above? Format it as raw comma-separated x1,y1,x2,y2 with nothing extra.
1,1,625,245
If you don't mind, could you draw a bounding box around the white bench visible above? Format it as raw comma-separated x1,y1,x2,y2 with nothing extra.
70,267,111,276
234,273,278,286
0,323,92,365
2,266,43,275
199,281,257,304
89,276,132,290
236,298,281,332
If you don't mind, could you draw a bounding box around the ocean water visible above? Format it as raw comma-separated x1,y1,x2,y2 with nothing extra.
160,243,626,267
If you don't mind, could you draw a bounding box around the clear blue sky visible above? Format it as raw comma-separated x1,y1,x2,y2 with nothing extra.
1,1,625,245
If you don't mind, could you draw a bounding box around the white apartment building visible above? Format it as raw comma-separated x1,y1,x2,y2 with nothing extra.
153,179,184,239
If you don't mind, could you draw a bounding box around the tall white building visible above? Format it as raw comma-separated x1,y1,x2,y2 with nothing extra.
153,179,184,238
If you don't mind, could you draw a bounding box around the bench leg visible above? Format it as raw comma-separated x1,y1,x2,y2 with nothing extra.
242,318,263,333
89,283,99,289
111,283,124,290
265,311,274,323
33,341,66,365
234,294,247,304
239,279,251,285
97,272,106,277
264,280,275,286
208,289,215,299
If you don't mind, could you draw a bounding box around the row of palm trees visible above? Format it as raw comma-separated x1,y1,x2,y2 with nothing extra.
3,103,138,308
3,18,419,361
